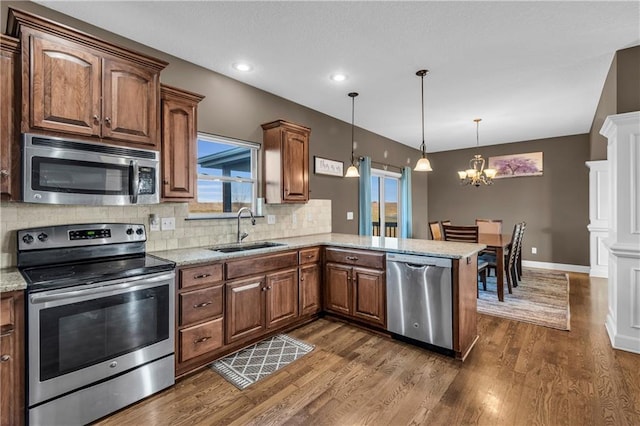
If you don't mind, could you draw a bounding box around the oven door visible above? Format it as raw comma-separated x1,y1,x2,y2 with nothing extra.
27,271,175,407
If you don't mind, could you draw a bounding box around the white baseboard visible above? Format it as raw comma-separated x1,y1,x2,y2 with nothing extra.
589,267,609,278
522,260,590,274
606,314,640,354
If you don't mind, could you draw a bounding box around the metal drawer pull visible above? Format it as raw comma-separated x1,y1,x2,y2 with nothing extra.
194,273,211,279
305,254,314,259
193,301,212,308
194,336,211,344
0,354,11,362
346,256,359,261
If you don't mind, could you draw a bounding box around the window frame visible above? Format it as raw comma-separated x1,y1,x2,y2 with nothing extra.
371,168,402,237
188,132,260,219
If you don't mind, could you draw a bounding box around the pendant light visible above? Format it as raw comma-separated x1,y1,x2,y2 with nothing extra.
457,118,497,186
344,92,360,177
414,69,433,172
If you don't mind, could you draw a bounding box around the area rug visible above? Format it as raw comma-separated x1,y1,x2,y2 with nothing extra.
211,334,314,390
477,268,571,330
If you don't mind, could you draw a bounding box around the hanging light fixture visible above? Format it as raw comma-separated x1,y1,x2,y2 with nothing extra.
414,69,433,172
457,118,497,186
344,92,360,177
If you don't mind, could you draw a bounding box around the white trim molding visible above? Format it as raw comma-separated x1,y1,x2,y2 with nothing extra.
601,111,640,355
521,260,589,274
586,160,609,278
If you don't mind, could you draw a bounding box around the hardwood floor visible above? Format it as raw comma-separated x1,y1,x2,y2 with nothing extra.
95,273,640,425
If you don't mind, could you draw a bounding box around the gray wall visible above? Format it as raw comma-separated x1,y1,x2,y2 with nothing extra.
1,2,429,237
428,134,590,266
590,45,640,160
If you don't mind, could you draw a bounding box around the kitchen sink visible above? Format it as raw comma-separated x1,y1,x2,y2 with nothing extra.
210,241,286,253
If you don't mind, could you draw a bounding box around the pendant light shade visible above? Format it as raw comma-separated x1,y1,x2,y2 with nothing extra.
414,69,432,172
345,92,360,178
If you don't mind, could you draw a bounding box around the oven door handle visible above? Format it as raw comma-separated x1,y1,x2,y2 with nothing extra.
129,160,139,204
29,272,174,304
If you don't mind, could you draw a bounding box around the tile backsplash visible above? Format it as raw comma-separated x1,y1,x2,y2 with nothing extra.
0,199,331,268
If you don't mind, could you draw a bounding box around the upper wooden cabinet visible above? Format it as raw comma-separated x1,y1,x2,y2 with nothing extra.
160,85,205,201
8,8,168,149
0,35,20,201
261,120,310,204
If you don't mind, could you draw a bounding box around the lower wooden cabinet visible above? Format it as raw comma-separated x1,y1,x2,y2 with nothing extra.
1,291,24,426
266,268,299,329
179,318,224,362
225,276,266,344
299,263,322,315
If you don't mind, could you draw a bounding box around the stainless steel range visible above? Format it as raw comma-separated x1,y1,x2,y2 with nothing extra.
18,223,176,426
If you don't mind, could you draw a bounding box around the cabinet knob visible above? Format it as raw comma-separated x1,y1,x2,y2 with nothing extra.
0,354,11,362
93,115,100,122
0,169,9,177
105,117,111,125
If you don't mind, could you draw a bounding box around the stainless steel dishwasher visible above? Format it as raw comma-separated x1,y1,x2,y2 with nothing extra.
386,253,453,350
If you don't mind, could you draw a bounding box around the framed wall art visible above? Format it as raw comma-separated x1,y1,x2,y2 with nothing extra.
488,152,543,179
314,156,344,177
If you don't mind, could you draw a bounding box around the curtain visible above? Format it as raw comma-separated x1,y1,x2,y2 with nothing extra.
358,156,372,236
400,166,413,238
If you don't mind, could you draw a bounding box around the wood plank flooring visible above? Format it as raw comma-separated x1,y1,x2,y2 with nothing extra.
95,273,640,425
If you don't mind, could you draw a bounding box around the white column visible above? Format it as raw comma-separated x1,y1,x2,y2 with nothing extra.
600,111,640,354
586,160,609,278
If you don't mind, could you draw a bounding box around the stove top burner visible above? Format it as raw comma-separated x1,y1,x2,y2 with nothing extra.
21,254,175,292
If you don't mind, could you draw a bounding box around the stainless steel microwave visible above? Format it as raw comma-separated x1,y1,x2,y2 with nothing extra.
22,134,160,205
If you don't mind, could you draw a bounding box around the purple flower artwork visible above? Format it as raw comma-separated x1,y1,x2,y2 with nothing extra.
488,152,543,179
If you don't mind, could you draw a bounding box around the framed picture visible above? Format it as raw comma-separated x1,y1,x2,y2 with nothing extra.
314,156,344,177
488,152,543,179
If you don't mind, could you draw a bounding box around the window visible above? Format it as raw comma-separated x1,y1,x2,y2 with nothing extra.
371,169,401,237
189,133,259,217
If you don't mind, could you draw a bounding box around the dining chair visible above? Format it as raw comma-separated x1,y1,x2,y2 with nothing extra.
475,219,503,234
441,220,451,227
428,221,443,241
515,222,526,282
442,225,488,294
482,222,523,295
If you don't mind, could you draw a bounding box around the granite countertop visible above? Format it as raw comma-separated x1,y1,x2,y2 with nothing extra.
151,233,485,267
1,233,485,292
0,268,27,293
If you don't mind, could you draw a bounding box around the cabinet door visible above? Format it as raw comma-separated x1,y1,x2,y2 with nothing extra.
352,267,386,327
300,263,321,315
29,33,101,137
103,57,158,147
282,128,309,202
225,277,265,344
266,268,299,329
161,90,198,200
324,263,351,315
0,333,15,426
0,292,23,426
0,35,18,199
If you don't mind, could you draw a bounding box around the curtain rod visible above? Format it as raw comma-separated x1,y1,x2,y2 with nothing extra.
358,156,404,172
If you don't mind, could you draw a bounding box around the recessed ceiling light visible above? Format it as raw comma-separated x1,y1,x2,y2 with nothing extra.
330,73,347,82
233,62,253,72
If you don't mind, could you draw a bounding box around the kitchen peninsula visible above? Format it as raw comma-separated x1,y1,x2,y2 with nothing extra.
152,233,485,372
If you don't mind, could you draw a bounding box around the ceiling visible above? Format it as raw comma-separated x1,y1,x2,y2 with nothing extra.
35,1,640,153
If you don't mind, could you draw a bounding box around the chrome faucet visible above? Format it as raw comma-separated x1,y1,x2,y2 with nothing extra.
236,207,256,243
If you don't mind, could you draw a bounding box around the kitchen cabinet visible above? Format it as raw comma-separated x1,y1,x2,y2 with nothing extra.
324,248,386,328
0,35,19,200
225,251,299,344
261,120,310,204
8,9,167,149
1,291,25,426
175,263,224,376
299,247,322,316
160,85,204,201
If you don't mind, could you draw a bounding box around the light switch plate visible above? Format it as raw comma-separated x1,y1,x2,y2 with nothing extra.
267,215,276,225
347,211,354,220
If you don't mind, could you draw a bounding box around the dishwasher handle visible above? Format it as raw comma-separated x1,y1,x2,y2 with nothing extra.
386,253,452,268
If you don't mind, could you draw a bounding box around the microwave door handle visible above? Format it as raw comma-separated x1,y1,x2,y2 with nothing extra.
129,160,139,204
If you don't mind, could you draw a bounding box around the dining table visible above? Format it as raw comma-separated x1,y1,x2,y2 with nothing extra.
478,233,512,302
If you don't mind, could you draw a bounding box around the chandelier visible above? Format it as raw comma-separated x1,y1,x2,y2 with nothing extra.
457,118,496,186
414,69,433,172
344,92,360,177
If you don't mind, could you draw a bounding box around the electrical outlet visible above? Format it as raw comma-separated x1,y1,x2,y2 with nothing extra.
531,247,537,254
347,211,354,220
149,214,160,232
267,215,276,225
161,217,175,231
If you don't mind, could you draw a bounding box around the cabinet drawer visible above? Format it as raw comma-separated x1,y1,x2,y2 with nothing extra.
179,285,223,326
325,248,385,269
226,251,298,280
299,247,321,265
179,318,223,362
180,263,223,289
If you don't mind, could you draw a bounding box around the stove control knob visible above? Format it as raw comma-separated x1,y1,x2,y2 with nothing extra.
37,233,48,242
126,228,134,235
22,234,34,244
136,228,144,235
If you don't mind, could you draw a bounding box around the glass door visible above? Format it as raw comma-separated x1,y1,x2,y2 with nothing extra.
371,169,401,237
